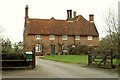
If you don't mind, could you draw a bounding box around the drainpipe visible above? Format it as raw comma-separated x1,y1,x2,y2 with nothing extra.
74,35,75,45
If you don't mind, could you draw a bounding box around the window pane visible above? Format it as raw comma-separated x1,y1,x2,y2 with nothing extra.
88,36,92,40
62,35,67,40
35,45,38,51
62,45,68,53
75,36,80,40
35,44,42,52
35,35,41,40
49,35,55,40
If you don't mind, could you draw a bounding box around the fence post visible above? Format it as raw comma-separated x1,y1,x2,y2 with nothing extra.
0,42,2,78
103,51,106,67
110,49,113,68
32,47,36,69
88,50,92,66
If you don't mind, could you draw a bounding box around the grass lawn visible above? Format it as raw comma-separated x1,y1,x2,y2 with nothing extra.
40,55,88,65
40,55,118,66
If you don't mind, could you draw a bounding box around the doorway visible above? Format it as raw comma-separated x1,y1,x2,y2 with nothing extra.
50,45,55,55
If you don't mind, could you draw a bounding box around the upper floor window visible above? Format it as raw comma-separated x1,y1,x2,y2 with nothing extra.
62,35,68,40
75,36,80,40
35,35,41,40
88,36,92,40
49,35,55,40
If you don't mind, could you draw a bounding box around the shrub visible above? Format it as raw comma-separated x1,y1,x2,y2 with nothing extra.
2,53,26,60
69,45,90,55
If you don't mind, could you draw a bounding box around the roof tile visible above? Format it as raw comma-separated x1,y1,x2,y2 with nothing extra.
27,15,99,36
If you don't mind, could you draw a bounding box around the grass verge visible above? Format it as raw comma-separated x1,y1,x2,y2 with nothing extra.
40,55,118,66
40,55,88,65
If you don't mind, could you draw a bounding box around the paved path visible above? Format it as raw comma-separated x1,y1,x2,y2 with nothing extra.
2,57,118,78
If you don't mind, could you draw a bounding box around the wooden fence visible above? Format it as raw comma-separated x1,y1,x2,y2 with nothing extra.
1,48,36,69
88,50,118,69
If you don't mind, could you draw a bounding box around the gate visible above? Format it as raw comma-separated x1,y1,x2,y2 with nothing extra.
88,50,117,69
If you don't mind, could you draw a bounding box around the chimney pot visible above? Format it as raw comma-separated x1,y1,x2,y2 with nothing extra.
73,11,76,18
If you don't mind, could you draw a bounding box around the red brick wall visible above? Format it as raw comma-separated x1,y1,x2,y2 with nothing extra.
24,34,99,54
75,36,99,46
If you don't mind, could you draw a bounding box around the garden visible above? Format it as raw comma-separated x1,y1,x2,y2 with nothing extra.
40,44,119,69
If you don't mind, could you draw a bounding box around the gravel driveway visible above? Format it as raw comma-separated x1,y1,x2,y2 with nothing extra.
2,56,118,78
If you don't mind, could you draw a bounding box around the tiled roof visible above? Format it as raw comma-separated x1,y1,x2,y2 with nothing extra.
26,15,99,36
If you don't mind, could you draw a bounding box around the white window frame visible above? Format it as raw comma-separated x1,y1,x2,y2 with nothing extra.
88,36,92,40
62,45,68,53
89,45,93,46
75,36,80,40
35,44,42,52
35,35,41,40
62,35,68,40
49,35,55,40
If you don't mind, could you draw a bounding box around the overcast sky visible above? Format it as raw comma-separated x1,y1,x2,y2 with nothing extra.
0,0,119,43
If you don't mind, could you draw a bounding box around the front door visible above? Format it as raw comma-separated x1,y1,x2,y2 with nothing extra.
50,45,55,55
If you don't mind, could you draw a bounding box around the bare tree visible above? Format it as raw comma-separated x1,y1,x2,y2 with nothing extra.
105,9,118,34
98,8,120,66
103,9,119,51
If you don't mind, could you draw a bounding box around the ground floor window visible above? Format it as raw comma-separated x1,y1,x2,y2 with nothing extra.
35,44,42,52
62,44,68,53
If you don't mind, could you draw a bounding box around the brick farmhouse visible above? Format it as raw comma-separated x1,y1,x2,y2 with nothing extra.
23,5,99,55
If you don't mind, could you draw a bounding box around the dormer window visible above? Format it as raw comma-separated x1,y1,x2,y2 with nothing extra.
49,35,55,40
35,35,41,40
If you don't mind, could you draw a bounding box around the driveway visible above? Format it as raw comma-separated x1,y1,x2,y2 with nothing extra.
2,56,118,78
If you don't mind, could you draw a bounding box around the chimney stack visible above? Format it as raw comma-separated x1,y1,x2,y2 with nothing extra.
24,5,29,27
67,9,72,20
73,11,76,18
25,5,29,18
89,14,94,22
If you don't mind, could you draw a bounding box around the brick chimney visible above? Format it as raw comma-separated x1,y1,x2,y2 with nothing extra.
67,9,72,20
25,5,29,18
73,11,76,18
24,5,29,27
89,14,94,22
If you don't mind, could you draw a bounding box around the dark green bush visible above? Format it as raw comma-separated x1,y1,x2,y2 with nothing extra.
69,45,93,55
2,53,26,60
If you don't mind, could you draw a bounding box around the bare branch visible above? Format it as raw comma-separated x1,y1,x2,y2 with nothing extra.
102,8,119,51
